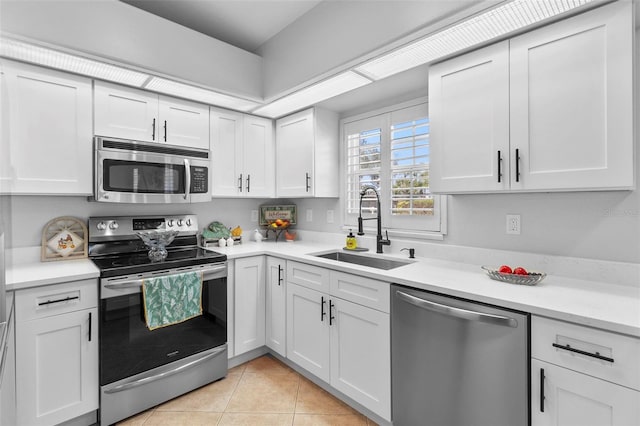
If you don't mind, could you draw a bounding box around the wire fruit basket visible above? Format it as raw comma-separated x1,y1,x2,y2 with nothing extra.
481,266,546,286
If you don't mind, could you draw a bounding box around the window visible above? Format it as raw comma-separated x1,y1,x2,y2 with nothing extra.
343,102,444,235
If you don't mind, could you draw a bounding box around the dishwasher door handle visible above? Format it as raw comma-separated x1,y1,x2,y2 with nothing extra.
395,290,518,328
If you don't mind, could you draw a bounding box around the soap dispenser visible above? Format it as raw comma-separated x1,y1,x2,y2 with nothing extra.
345,229,357,250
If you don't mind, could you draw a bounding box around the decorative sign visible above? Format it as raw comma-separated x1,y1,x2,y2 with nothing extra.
259,205,297,226
41,216,88,261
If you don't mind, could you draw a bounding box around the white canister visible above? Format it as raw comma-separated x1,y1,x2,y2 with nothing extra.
226,237,234,246
218,238,227,247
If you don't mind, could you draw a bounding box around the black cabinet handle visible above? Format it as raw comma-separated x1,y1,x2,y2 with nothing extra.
321,296,326,321
38,295,79,306
540,368,545,413
329,300,335,326
277,265,283,286
246,174,251,193
552,343,614,363
515,148,520,182
238,174,243,192
305,172,311,192
163,120,167,142
497,150,502,183
88,312,92,342
152,118,156,141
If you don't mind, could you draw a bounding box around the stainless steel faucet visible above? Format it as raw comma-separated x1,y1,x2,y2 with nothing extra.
357,185,390,253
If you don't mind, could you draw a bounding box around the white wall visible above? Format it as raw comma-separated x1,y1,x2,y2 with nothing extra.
0,0,262,99
257,0,480,99
1,196,266,250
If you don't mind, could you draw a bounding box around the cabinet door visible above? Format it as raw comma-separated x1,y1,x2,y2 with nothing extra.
234,257,265,356
276,109,314,197
532,359,640,426
159,96,209,149
510,2,633,191
330,298,391,421
428,42,510,193
1,60,92,195
286,283,330,382
16,308,98,426
265,257,286,356
94,81,159,142
243,115,274,197
210,107,243,197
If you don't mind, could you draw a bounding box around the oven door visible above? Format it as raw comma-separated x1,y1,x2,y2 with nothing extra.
99,263,227,387
94,137,210,203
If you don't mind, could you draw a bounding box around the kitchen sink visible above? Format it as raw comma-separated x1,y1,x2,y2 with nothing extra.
313,251,413,270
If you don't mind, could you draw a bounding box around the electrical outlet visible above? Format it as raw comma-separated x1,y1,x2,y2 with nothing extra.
506,214,521,235
306,209,313,222
326,210,334,224
251,210,258,222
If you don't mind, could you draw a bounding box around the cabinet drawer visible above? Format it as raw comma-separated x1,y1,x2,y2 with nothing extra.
16,279,98,322
287,261,330,293
329,271,389,313
532,316,640,391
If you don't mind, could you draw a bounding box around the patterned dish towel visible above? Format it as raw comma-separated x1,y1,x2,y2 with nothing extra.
142,271,203,330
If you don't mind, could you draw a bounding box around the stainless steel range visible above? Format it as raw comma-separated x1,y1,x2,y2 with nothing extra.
88,215,228,425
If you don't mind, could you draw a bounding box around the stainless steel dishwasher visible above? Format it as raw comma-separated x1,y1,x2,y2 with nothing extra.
391,284,530,426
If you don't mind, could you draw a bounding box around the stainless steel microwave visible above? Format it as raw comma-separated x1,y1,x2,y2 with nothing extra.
93,137,211,203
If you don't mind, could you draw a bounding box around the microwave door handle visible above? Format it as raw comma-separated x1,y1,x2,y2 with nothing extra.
184,158,191,201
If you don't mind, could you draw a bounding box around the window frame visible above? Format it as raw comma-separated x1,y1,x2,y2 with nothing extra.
340,97,447,239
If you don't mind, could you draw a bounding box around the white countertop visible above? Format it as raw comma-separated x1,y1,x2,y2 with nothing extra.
211,240,640,338
5,241,640,337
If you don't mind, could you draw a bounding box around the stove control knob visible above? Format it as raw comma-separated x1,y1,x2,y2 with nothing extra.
96,221,107,231
185,218,192,227
167,219,174,227
109,221,119,230
177,219,184,226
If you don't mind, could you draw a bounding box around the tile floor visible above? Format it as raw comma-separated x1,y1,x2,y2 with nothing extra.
117,354,379,425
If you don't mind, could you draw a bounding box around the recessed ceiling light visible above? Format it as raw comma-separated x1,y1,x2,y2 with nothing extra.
0,37,150,87
355,0,596,80
252,71,373,118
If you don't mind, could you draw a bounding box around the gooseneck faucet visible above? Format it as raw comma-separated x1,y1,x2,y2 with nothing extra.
357,185,391,253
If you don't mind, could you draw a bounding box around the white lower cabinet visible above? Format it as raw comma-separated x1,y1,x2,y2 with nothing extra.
15,280,98,426
234,256,266,356
265,257,286,356
329,297,390,420
286,261,391,421
287,283,331,381
531,316,640,426
532,359,639,426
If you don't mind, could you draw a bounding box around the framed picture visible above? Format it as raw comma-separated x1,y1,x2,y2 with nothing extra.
41,216,88,261
259,205,297,226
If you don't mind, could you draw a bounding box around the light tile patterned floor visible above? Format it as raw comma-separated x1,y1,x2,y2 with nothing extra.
117,355,379,426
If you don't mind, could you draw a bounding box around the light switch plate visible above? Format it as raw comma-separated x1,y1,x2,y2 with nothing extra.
306,209,313,222
326,210,334,223
251,210,258,222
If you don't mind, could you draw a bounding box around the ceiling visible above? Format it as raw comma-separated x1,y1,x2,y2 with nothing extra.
120,0,323,53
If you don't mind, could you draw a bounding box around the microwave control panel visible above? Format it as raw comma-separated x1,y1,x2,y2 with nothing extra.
191,166,208,194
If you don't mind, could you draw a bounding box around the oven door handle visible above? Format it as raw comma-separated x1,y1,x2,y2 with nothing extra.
104,264,227,290
103,345,227,394
184,158,191,201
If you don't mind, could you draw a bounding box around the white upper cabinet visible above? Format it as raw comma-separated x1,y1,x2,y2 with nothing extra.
158,96,209,149
429,41,510,193
429,1,634,194
275,108,339,198
0,60,92,195
95,81,209,150
509,1,634,191
93,82,158,142
210,107,274,197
